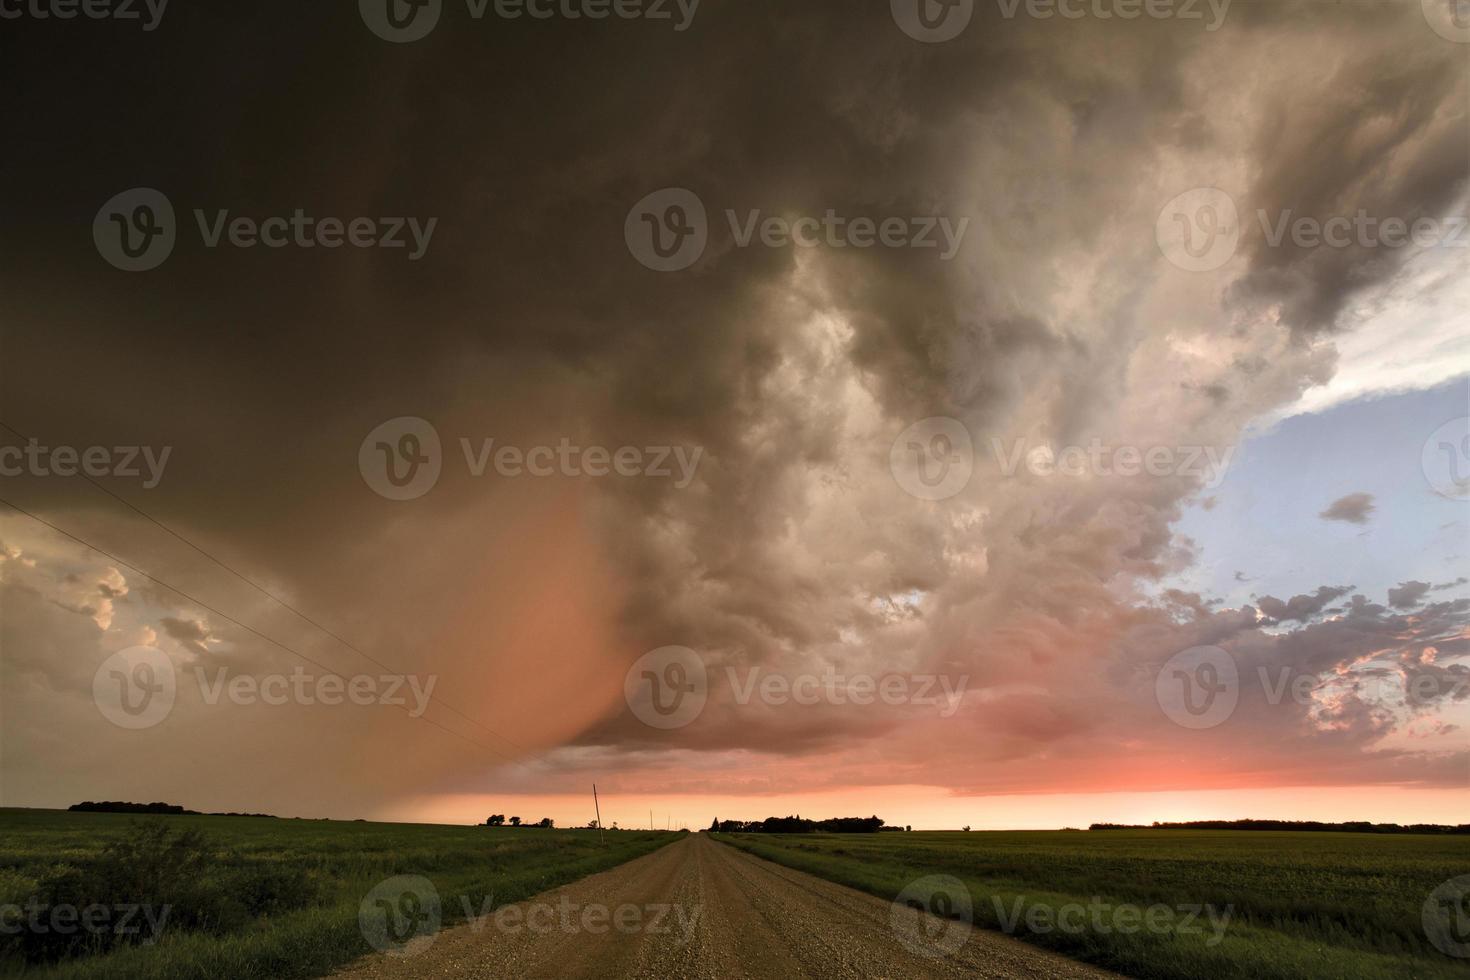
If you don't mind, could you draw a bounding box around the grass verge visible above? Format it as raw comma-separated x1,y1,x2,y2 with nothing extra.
712,829,1469,980
0,808,681,980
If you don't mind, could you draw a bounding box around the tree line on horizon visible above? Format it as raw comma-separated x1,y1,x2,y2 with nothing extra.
708,814,896,834
1090,819,1470,834
68,801,277,818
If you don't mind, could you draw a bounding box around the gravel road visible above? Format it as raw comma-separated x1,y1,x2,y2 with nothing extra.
331,832,1121,979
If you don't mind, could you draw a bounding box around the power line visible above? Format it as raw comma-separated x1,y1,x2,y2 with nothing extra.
0,420,536,762
0,493,539,770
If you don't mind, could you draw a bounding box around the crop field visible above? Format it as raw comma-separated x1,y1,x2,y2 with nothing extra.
714,829,1470,980
0,808,681,980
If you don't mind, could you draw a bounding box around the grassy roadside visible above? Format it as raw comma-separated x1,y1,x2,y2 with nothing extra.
712,829,1469,980
0,808,682,980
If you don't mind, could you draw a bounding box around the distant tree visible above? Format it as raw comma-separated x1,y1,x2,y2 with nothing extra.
537,817,553,828
710,817,719,832
611,821,619,830
70,801,200,815
509,816,521,827
962,825,971,832
588,819,599,829
486,814,505,826
905,825,912,832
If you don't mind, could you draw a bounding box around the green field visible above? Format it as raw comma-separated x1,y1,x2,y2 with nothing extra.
0,808,681,980
714,829,1470,980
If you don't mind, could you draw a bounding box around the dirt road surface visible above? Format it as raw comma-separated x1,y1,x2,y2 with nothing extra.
332,833,1120,979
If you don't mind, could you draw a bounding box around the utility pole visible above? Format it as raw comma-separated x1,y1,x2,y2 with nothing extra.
593,784,604,846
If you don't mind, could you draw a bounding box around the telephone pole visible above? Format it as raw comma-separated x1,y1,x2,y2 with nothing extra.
592,784,604,846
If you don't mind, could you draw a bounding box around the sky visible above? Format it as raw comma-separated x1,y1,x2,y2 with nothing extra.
1,0,1467,830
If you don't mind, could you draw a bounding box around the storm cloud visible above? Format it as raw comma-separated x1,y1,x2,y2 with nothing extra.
1,0,1466,817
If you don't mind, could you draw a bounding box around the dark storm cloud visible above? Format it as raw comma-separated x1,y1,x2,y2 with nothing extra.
1319,492,1375,524
1388,581,1433,609
1255,585,1353,625
158,615,212,656
1,0,1466,812
1229,21,1470,334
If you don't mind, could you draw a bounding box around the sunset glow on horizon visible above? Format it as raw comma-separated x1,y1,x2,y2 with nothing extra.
389,785,1470,834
